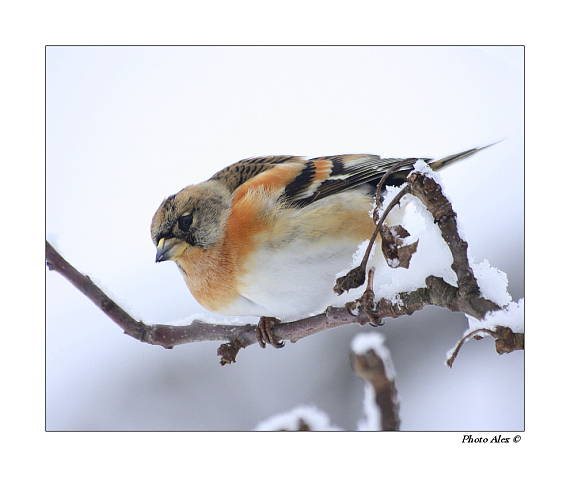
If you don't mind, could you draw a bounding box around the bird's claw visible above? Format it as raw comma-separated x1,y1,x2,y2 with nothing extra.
256,316,285,349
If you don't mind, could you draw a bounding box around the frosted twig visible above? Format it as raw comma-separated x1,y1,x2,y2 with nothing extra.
446,328,499,368
446,325,524,368
351,333,400,431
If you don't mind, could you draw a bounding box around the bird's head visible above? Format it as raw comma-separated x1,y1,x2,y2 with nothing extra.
150,181,231,263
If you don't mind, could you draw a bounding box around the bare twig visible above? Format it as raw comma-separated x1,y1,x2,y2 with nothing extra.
446,328,500,368
446,325,525,368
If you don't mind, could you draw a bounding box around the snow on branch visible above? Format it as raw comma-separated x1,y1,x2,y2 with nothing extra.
446,299,524,367
45,161,524,366
351,332,400,431
255,405,341,431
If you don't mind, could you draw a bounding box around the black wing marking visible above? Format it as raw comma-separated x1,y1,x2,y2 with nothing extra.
282,154,423,207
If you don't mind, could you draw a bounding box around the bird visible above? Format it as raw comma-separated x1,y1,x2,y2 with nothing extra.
151,145,493,347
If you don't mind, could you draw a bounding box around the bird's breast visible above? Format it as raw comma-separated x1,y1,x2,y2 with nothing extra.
176,189,376,318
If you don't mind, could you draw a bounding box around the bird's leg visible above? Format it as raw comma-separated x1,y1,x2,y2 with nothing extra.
256,316,285,349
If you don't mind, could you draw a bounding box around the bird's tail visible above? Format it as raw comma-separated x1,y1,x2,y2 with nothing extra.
429,141,501,171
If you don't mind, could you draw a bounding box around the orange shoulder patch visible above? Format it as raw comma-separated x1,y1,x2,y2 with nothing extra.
312,158,333,182
232,162,303,203
223,185,275,283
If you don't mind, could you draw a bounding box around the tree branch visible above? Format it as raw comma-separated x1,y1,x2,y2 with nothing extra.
351,346,400,431
46,167,523,365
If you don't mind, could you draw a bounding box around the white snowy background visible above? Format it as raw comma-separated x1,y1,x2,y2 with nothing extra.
46,46,523,431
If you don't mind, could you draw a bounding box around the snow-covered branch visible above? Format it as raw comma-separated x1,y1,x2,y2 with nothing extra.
255,405,341,431
446,299,525,367
45,164,524,366
351,333,400,431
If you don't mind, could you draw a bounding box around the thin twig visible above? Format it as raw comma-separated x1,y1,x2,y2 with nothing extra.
373,158,417,218
446,328,500,368
334,185,409,295
362,185,410,272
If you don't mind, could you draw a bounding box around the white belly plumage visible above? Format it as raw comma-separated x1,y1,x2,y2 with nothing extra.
226,238,362,319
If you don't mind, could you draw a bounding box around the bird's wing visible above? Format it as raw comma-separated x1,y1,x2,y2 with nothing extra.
279,145,495,207
210,156,305,192
218,146,490,208
279,154,421,207
222,154,427,207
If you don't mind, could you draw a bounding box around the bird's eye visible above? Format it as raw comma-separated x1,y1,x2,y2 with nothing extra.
178,213,193,232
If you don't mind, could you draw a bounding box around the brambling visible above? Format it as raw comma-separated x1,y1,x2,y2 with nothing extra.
151,147,488,347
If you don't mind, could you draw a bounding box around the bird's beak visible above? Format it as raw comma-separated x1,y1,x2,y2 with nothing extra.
155,238,187,263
